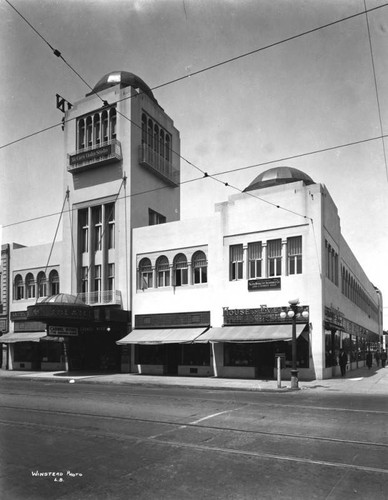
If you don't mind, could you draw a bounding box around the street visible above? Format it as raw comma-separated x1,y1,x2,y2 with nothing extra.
1,378,387,500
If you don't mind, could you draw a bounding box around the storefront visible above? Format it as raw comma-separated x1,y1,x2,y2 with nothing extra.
117,311,212,376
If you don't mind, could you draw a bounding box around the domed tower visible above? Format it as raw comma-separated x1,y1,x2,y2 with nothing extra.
244,166,314,192
59,71,180,368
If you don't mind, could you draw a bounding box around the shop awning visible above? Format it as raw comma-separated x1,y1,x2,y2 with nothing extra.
116,328,208,345
0,331,47,343
194,324,306,343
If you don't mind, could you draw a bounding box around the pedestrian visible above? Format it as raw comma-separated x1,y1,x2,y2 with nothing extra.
366,351,373,369
380,349,387,368
374,350,380,367
339,349,347,377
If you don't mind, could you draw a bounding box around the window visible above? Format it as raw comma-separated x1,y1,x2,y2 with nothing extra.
15,274,24,300
230,244,243,280
78,119,85,150
106,203,115,249
76,106,116,150
141,114,147,144
26,273,35,299
192,251,207,284
110,109,117,139
37,272,47,298
94,265,102,298
81,267,88,293
156,256,170,287
248,242,262,278
288,236,302,275
102,111,108,142
149,208,166,226
79,209,89,253
49,270,60,295
139,258,153,289
325,240,338,285
93,206,102,251
107,264,115,292
86,116,93,147
174,253,188,286
165,135,170,161
94,114,101,145
154,124,159,153
268,239,282,277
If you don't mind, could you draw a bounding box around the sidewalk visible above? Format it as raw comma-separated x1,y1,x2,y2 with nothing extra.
1,365,387,394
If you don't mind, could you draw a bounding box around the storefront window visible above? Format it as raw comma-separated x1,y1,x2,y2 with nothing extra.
342,332,351,361
325,330,337,367
14,343,35,362
182,344,210,365
224,343,256,367
135,345,165,365
40,342,62,363
350,335,357,362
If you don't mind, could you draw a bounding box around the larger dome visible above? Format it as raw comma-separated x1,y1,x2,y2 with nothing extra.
88,71,157,102
244,166,314,192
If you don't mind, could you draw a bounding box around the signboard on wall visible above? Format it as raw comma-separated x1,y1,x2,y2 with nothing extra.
69,144,112,165
48,326,78,337
223,306,309,325
248,278,281,291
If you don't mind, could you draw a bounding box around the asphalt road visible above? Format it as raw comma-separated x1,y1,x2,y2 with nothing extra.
1,379,387,500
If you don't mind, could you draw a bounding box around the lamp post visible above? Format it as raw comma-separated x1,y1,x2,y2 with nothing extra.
280,298,309,390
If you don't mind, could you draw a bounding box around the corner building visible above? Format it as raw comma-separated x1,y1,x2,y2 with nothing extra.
127,167,382,380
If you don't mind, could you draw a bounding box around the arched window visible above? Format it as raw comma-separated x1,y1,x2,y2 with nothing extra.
165,134,170,161
110,109,117,139
138,258,153,289
49,270,60,295
147,119,153,148
173,253,188,286
154,124,159,153
37,271,47,298
14,274,24,300
78,119,85,150
156,256,170,287
192,251,207,284
26,273,35,299
86,116,93,147
159,129,165,158
102,111,108,142
94,114,101,145
141,114,147,144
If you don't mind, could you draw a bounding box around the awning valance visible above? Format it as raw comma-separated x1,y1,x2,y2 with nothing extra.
0,331,47,343
117,328,208,345
195,324,306,343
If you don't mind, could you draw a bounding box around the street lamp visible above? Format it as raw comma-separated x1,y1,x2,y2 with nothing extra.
280,298,309,390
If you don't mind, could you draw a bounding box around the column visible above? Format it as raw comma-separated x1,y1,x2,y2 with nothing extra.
282,239,287,276
262,242,267,278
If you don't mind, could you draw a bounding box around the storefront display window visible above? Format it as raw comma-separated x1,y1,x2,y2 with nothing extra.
224,343,256,367
135,345,165,365
182,344,210,365
40,342,62,363
14,343,35,362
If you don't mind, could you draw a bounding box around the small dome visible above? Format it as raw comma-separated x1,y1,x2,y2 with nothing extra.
244,166,314,192
39,294,88,306
88,71,157,102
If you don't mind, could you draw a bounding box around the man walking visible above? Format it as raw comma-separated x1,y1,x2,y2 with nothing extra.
339,349,347,377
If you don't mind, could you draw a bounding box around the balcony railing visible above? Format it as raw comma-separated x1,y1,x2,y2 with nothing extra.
76,290,122,306
139,143,180,186
68,139,122,173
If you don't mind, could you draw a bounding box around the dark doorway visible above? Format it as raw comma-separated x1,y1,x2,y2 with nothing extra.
166,344,180,375
256,343,275,379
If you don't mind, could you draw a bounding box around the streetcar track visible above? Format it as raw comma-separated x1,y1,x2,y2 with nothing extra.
1,416,387,476
1,403,387,449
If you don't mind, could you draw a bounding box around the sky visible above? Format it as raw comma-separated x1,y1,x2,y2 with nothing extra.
0,0,387,327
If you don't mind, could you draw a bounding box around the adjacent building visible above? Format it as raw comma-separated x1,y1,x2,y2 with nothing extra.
0,71,383,380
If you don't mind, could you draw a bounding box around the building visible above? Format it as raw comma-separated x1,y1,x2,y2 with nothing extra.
0,71,383,380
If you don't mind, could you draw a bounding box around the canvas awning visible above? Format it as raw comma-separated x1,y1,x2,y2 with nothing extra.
116,328,208,345
194,324,306,343
0,331,47,343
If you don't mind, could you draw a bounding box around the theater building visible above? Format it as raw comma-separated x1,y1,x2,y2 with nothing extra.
1,71,180,372
0,71,383,380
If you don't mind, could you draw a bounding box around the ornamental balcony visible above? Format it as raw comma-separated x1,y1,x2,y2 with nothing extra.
76,290,122,307
67,139,122,173
139,143,180,186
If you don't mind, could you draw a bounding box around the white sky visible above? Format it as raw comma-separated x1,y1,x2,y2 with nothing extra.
1,0,387,327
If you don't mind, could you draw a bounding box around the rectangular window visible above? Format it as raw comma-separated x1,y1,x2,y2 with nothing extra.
93,206,102,251
81,267,88,294
287,236,302,275
230,244,243,280
107,264,115,292
267,239,282,277
79,209,89,253
248,242,262,278
94,265,101,301
106,203,115,249
149,208,166,226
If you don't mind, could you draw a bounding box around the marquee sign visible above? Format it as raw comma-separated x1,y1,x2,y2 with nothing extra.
49,326,78,337
223,306,309,325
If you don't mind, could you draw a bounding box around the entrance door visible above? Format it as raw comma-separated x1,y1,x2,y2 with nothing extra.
166,344,180,375
256,343,275,379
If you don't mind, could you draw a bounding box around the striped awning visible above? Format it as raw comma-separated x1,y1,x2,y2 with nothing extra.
194,324,306,343
117,328,208,345
0,331,47,343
